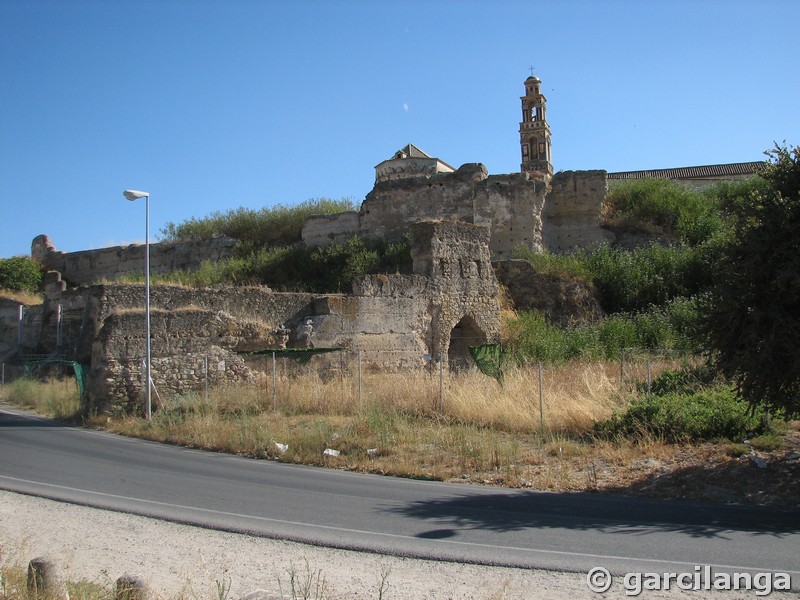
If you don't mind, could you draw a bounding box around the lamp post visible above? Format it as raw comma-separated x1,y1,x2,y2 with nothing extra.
123,189,152,419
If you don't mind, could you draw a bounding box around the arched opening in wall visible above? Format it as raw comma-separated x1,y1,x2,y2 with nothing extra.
447,315,486,371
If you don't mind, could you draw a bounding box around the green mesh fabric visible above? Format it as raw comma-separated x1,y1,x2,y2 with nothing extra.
243,347,342,365
468,344,505,383
23,359,87,400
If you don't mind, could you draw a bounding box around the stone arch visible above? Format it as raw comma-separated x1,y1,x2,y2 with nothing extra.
447,314,487,371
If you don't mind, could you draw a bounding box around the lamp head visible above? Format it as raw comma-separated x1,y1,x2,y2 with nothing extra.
123,189,150,201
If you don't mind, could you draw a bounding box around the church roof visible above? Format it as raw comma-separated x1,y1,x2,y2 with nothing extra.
392,143,433,159
608,161,764,181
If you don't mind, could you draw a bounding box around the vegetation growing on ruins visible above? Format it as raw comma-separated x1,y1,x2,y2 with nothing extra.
160,197,356,246
504,296,700,362
138,235,413,292
602,178,724,246
150,198,414,292
513,144,800,419
0,256,43,294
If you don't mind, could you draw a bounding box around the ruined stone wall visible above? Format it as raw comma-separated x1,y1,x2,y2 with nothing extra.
9,220,502,413
0,298,42,360
358,164,487,243
308,285,431,369
541,170,615,253
32,235,237,287
475,174,546,257
409,220,501,364
82,285,319,412
29,281,317,362
299,221,501,369
301,211,360,247
90,308,267,414
303,163,547,259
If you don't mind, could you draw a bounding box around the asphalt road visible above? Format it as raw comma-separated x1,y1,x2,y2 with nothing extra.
1,405,799,584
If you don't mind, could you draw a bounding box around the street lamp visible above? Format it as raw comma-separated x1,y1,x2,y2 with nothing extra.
123,189,152,419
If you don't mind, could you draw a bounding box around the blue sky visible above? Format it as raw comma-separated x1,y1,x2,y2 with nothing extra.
1,0,798,258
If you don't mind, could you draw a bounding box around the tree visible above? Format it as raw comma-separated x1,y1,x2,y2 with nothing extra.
700,144,800,417
0,256,43,293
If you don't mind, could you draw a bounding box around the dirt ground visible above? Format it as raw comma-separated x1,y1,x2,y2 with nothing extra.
511,428,800,509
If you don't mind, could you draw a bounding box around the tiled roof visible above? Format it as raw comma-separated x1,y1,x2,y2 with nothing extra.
608,161,765,180
393,144,433,159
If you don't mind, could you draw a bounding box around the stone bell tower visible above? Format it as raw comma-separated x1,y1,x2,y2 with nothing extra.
519,74,553,179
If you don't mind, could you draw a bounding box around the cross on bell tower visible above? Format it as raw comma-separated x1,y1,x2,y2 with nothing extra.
519,73,553,179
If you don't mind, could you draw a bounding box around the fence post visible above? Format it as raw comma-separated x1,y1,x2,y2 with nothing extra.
272,351,277,411
18,305,24,350
357,349,363,409
439,352,444,415
56,304,63,353
647,359,652,397
538,361,544,436
204,355,209,400
620,349,625,383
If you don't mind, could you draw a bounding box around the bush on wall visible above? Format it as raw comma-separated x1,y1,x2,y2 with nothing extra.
0,256,43,293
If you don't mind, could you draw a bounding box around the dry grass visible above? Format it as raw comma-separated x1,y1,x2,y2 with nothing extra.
1,377,82,421
0,289,42,306
97,360,684,488
5,359,797,506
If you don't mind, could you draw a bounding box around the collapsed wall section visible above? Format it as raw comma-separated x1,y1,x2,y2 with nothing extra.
475,174,546,257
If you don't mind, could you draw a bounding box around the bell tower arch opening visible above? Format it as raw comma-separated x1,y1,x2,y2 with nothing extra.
447,314,487,371
519,74,553,180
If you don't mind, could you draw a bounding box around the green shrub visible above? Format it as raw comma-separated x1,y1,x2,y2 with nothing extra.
595,382,765,443
748,433,784,452
586,244,709,313
604,178,724,246
596,315,638,355
511,246,591,280
647,365,716,396
504,302,699,363
710,177,771,226
503,311,569,363
0,256,43,293
160,197,356,246
131,236,412,293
